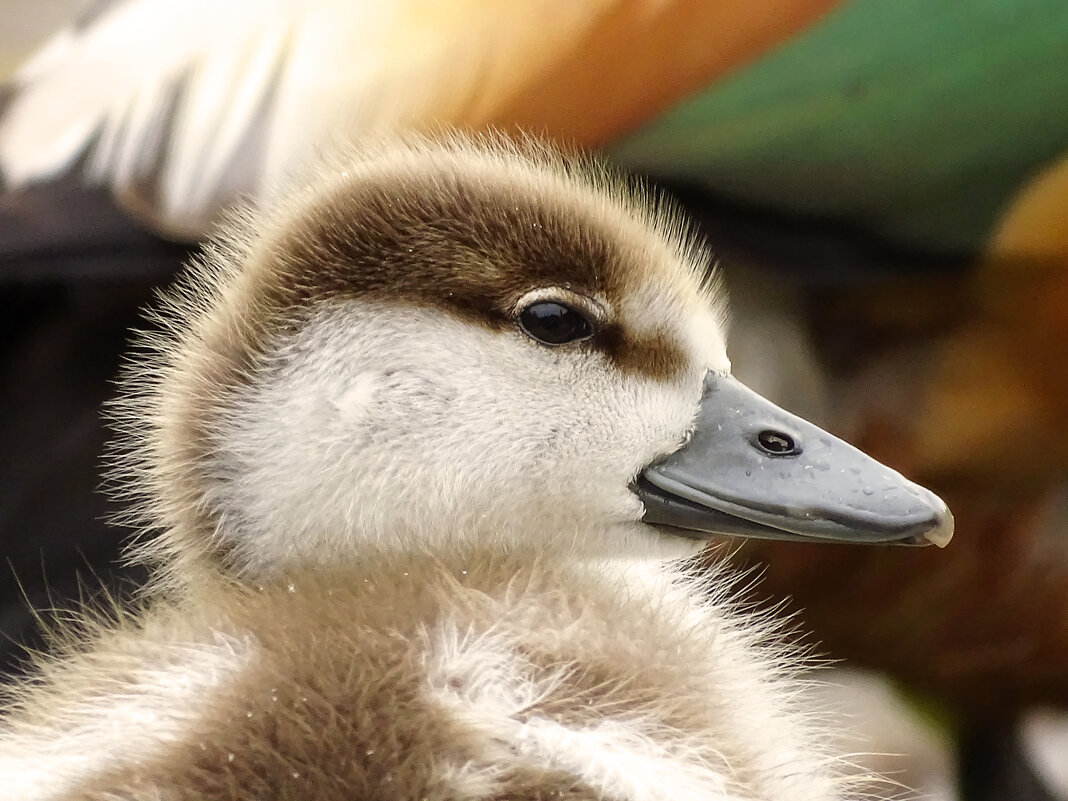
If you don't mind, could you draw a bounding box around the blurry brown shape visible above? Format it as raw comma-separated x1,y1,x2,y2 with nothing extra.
730,153,1068,724
485,0,842,146
733,486,1068,721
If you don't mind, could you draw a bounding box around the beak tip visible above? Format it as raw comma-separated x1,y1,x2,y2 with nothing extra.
921,500,955,549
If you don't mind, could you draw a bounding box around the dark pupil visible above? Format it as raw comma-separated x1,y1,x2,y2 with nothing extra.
756,430,798,455
520,302,592,345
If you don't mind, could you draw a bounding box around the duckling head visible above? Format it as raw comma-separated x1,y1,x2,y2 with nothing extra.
113,134,951,579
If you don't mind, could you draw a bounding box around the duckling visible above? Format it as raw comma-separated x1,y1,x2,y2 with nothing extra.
0,134,951,800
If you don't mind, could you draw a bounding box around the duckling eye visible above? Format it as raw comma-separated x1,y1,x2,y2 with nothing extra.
519,301,594,346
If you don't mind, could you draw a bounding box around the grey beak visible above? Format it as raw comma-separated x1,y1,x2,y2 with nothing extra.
637,373,954,547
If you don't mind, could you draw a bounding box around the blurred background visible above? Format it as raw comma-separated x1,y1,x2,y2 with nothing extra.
1,2,1066,799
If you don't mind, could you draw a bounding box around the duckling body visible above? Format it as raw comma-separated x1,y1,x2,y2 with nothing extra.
2,551,838,800
0,135,950,799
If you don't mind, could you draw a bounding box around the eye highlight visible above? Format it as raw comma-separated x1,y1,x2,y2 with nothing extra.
519,301,594,346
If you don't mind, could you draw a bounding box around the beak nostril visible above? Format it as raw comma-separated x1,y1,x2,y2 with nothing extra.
755,429,801,457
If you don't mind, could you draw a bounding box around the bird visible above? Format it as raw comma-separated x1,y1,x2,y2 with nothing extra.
0,0,837,239
0,133,951,800
0,0,839,680
2,4,1059,797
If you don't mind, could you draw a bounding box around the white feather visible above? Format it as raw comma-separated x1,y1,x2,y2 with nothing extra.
1,0,614,237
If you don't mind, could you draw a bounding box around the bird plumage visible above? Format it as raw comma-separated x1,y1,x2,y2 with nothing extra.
0,0,616,238
1,550,852,801
0,134,910,799
0,0,838,240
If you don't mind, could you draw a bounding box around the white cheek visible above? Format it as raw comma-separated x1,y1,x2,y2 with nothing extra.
331,371,378,423
211,301,706,570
